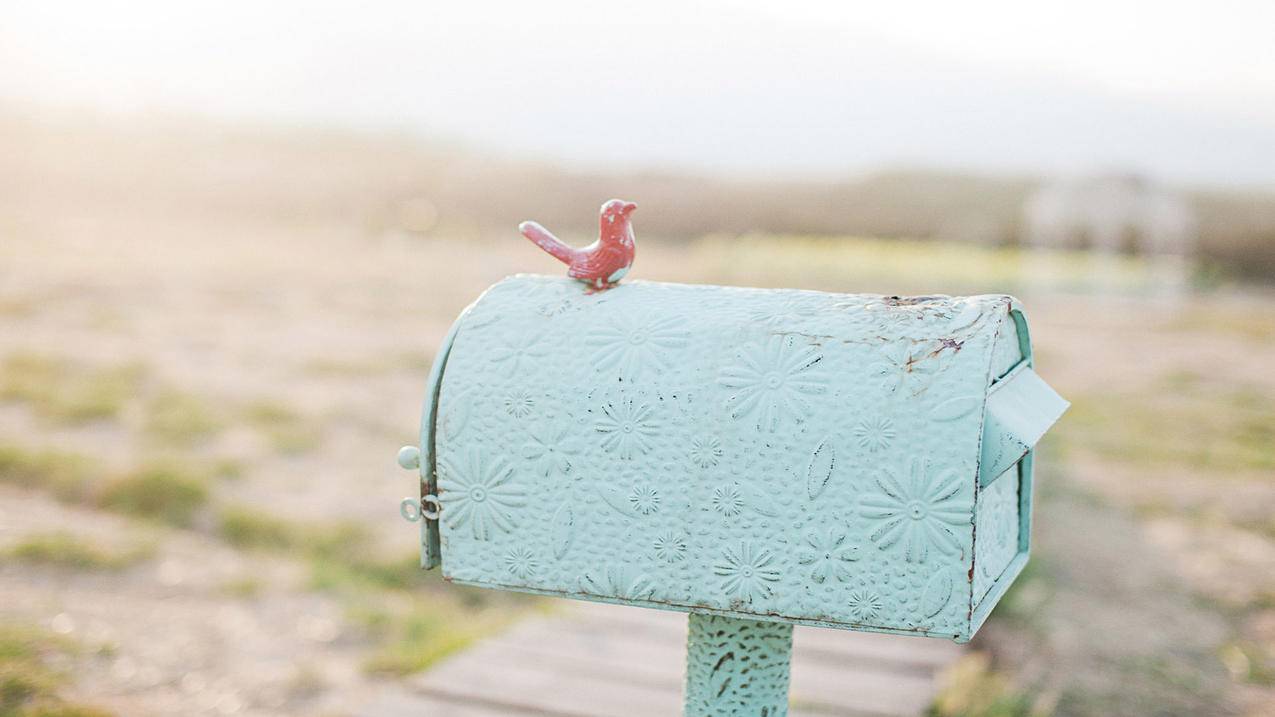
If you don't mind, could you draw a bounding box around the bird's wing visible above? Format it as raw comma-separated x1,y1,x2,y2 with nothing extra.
568,245,627,279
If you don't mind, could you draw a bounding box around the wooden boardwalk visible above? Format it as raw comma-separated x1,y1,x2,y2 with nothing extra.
361,601,963,716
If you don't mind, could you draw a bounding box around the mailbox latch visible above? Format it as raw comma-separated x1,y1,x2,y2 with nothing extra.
396,444,442,568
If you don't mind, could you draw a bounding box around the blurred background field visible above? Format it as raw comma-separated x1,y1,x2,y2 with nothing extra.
1,113,1272,717
2,2,1275,715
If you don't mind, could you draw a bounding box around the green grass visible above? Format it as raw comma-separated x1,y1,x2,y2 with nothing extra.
302,351,430,377
1169,305,1275,342
2,532,151,571
308,549,426,594
142,390,223,447
219,577,264,599
987,557,1054,633
0,447,93,504
0,446,239,534
212,504,525,675
243,400,322,455
216,506,428,591
98,464,209,527
0,354,67,403
692,234,1165,296
1220,641,1275,687
333,549,529,676
928,653,1041,717
1060,386,1275,472
357,604,495,676
217,506,301,551
0,353,145,425
0,624,113,717
282,664,327,701
302,358,381,377
210,459,244,480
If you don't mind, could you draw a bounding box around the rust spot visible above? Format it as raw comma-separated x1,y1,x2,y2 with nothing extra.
884,295,945,307
903,353,927,373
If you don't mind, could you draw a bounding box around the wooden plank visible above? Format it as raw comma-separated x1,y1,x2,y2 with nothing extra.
401,601,962,716
790,657,939,716
498,619,685,687
794,627,963,670
413,641,682,717
502,617,943,708
357,689,536,717
566,601,959,671
530,613,946,681
434,612,946,716
497,637,937,716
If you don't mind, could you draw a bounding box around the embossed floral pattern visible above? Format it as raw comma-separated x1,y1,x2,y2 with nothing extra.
534,281,578,317
437,448,528,540
688,436,723,469
750,297,817,328
860,458,970,563
521,424,579,476
628,485,661,515
440,388,473,441
711,484,744,517
652,530,688,563
594,397,659,459
488,329,548,373
582,565,654,600
718,335,825,431
984,484,1015,545
503,388,536,418
870,342,938,394
853,416,896,453
847,588,883,621
976,477,1018,580
503,546,539,580
797,529,861,583
585,313,688,378
714,542,781,604
830,296,873,313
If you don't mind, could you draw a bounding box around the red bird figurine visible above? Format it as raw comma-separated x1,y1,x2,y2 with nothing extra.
520,199,637,291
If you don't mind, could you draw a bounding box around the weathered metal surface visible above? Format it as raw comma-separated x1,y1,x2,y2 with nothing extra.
402,274,1067,643
685,613,793,716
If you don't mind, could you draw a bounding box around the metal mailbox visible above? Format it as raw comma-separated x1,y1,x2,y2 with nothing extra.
401,274,1067,646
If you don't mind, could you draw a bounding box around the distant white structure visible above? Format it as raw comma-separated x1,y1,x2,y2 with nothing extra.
1022,174,1196,298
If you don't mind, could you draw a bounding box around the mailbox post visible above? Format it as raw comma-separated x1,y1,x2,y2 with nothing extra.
685,614,792,715
399,275,1067,715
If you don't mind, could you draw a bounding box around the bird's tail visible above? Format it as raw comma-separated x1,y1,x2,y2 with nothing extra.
519,221,577,265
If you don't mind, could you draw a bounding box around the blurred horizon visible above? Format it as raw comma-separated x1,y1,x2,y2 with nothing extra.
4,0,1275,188
4,106,1274,284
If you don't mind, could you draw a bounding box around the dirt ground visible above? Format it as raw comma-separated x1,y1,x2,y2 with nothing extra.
1,116,1272,716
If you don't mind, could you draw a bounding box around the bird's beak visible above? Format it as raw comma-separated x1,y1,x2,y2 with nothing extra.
622,202,637,214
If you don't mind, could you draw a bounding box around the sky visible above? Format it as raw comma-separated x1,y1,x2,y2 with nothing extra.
3,0,1274,187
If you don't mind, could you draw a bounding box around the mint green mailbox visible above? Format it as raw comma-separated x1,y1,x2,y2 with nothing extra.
398,275,1067,715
